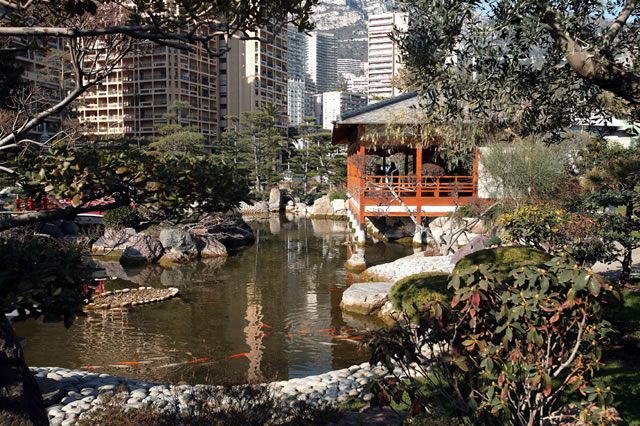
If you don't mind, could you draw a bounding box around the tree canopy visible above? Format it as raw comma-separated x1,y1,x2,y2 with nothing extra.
396,0,640,136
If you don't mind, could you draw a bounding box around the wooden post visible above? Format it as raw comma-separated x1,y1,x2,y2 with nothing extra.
472,147,479,197
416,145,423,224
358,134,366,228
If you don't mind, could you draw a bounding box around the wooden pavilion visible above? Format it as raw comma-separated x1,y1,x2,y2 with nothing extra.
331,92,479,242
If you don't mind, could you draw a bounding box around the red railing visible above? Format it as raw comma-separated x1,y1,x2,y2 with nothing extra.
362,175,475,199
15,195,59,212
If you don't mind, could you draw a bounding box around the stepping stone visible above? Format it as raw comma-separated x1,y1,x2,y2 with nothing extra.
340,282,393,315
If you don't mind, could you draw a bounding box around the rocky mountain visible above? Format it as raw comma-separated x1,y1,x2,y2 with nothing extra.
311,0,396,61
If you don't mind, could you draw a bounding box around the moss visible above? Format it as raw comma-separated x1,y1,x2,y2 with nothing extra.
390,272,452,323
453,247,552,277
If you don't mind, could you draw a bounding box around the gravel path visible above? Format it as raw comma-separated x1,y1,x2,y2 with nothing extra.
33,362,422,425
362,253,455,282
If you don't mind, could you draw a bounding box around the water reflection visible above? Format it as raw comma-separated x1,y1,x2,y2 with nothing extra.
15,216,413,385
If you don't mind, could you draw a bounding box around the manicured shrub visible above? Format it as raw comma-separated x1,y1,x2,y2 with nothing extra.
328,191,347,201
453,247,552,277
367,254,619,424
390,272,452,323
102,206,141,229
499,203,607,265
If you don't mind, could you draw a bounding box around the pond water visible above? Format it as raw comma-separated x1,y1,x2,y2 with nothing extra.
14,216,414,385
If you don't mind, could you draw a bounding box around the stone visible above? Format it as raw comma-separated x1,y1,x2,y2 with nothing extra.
311,195,333,217
120,233,164,266
331,199,347,216
269,187,282,212
192,233,228,258
91,227,137,255
60,220,80,236
340,282,394,316
35,376,65,405
451,234,490,265
344,251,367,272
159,228,198,253
38,221,64,240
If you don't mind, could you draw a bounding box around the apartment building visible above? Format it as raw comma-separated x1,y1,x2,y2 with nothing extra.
287,26,306,127
368,12,408,102
321,91,367,130
224,26,289,133
337,58,364,76
344,75,369,95
305,31,337,94
13,39,69,142
79,39,221,143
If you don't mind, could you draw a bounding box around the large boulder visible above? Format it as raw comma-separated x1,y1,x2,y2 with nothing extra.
91,227,137,255
192,213,255,248
331,198,347,216
311,195,333,217
159,228,198,253
340,282,394,316
120,233,164,266
268,187,282,212
192,232,228,258
450,234,490,265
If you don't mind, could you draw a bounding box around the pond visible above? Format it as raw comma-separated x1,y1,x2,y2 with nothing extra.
14,216,414,385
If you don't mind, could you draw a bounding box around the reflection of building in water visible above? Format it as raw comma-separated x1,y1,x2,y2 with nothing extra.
244,282,265,382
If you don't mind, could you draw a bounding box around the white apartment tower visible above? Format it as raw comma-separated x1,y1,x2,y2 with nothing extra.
321,91,367,130
367,12,407,102
305,31,337,94
287,26,306,127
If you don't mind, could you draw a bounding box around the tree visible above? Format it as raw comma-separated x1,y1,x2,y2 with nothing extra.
396,0,640,137
147,101,206,155
233,104,288,196
289,118,345,197
581,141,640,285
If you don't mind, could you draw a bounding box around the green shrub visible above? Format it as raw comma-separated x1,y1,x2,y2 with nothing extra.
367,254,619,424
103,206,141,229
390,272,452,323
453,247,552,278
329,191,347,201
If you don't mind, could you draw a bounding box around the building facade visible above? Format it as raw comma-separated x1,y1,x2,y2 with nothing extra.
367,12,407,102
79,39,222,143
223,26,289,134
321,91,367,130
305,31,337,94
287,26,306,127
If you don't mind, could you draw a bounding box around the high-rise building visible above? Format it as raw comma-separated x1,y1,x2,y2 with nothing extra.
305,31,337,94
345,75,369,95
79,39,221,143
337,59,363,76
367,12,408,102
224,26,289,133
321,91,367,130
79,25,289,144
287,26,306,127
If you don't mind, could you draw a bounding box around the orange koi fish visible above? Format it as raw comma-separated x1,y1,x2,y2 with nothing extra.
262,324,273,328
116,361,139,365
319,328,335,333
226,352,249,359
187,358,209,364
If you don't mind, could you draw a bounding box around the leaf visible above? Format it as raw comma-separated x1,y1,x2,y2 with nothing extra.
543,374,552,396
588,278,601,296
71,194,82,207
115,167,131,175
574,271,589,291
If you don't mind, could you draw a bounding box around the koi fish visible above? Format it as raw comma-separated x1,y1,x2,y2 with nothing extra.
298,330,311,333
116,361,139,365
286,333,299,337
187,358,209,364
81,365,103,369
226,352,249,359
319,328,336,333
262,324,273,328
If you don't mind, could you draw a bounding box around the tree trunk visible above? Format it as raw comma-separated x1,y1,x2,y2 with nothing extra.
0,314,48,425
